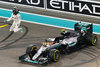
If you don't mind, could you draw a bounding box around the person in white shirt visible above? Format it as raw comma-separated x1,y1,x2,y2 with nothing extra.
5,7,23,33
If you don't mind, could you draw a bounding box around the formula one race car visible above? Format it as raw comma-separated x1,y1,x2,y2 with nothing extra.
19,22,98,65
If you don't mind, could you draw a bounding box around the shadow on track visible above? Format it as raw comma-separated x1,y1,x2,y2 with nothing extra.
0,25,29,50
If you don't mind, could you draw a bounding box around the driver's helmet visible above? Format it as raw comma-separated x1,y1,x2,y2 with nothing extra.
61,29,67,36
13,7,19,15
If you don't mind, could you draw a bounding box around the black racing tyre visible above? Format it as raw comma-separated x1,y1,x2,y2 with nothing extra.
91,34,98,46
66,45,71,53
48,49,60,62
26,45,37,58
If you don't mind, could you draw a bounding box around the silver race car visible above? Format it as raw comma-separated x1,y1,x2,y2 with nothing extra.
19,22,98,65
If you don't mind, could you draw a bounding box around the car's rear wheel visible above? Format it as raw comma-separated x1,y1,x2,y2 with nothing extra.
48,49,60,62
26,45,37,59
91,34,98,46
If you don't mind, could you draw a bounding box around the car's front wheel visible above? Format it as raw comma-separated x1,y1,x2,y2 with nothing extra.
26,45,37,59
91,34,98,46
48,49,60,62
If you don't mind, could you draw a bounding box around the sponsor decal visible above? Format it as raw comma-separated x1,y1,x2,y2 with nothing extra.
1,0,44,7
1,0,100,16
47,0,100,16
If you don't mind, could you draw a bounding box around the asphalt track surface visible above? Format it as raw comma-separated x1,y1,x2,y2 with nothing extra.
0,18,100,67
0,2,100,67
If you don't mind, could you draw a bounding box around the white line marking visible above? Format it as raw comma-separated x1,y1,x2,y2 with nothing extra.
0,7,100,26
0,16,100,35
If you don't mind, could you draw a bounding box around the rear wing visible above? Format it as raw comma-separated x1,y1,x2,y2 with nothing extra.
74,22,93,34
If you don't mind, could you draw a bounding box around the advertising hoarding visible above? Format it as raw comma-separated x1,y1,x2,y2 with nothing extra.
1,0,100,16
0,0,44,8
47,0,100,16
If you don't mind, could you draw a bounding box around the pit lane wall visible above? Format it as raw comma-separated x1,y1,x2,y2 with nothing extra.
1,0,100,17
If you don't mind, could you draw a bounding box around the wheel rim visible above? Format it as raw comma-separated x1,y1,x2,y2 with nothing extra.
55,52,59,60
93,37,97,44
92,35,97,46
29,46,37,58
54,50,60,61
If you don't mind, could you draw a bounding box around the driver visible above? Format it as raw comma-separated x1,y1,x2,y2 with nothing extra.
60,30,78,46
54,29,70,43
61,29,71,38
4,7,23,33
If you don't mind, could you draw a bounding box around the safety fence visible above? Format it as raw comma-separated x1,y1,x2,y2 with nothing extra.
1,0,100,17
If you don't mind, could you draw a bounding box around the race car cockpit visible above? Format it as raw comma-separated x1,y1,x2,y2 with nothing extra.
54,30,79,43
